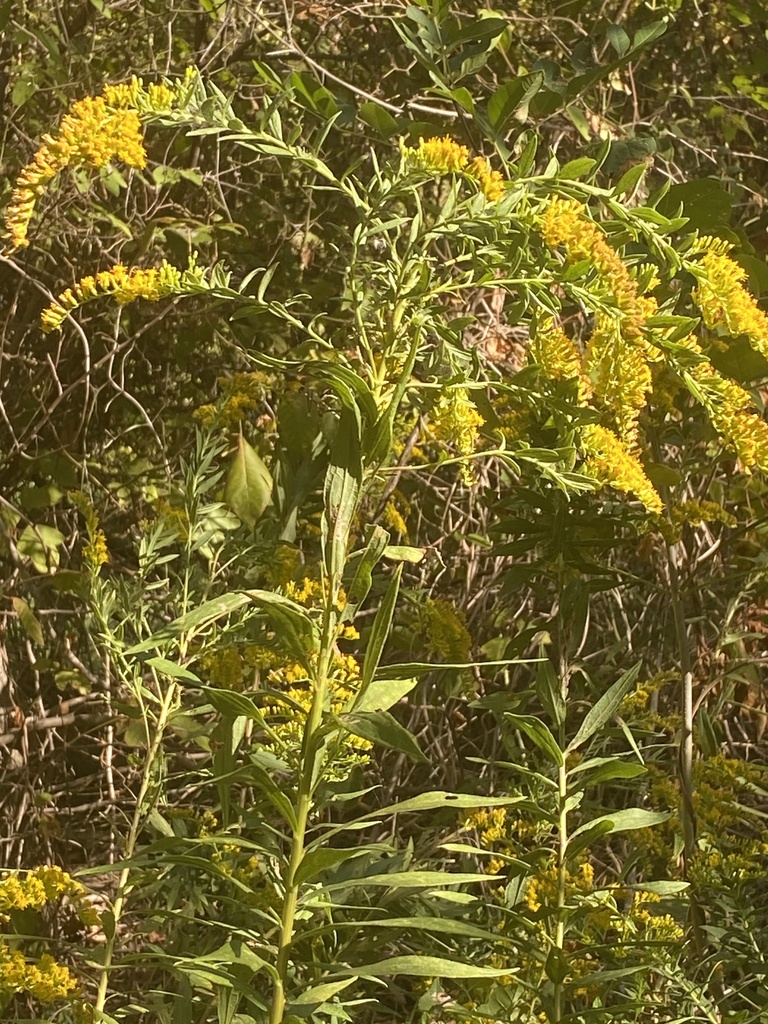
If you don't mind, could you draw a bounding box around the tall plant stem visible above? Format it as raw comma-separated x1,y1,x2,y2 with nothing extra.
269,611,335,1024
95,679,179,1015
553,711,569,1023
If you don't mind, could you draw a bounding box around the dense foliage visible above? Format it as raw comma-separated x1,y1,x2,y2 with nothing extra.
3,2,768,1023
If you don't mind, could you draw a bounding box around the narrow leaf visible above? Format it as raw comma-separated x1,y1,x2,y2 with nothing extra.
568,662,641,751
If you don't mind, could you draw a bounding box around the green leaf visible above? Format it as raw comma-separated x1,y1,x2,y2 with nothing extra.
361,564,401,688
12,597,43,645
325,870,496,892
354,677,417,714
335,710,426,763
244,589,320,668
145,657,201,683
290,979,356,1007
225,435,272,527
568,662,641,751
345,525,390,612
487,73,545,134
570,808,670,841
606,23,630,57
569,756,647,789
614,162,649,198
125,593,252,653
557,157,597,180
359,101,400,138
323,405,362,595
348,955,514,979
294,847,372,887
505,713,563,765
199,686,265,723
382,545,425,562
709,333,768,383
18,524,65,574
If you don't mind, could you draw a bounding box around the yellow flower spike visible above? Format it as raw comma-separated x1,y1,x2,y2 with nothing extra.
530,318,592,401
585,313,653,448
41,258,199,332
429,386,485,482
466,155,506,201
693,244,768,360
582,423,663,514
410,134,470,174
540,197,655,338
3,73,194,250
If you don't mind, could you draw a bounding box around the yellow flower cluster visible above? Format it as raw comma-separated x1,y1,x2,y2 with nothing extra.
524,860,594,913
382,493,410,539
467,155,506,202
203,646,246,691
585,314,653,447
429,386,485,481
582,424,663,514
70,490,109,571
0,942,79,1005
40,259,193,332
264,653,371,756
422,597,472,663
194,371,274,430
679,336,768,470
405,136,506,201
4,71,194,249
530,319,592,401
693,242,768,359
540,198,656,338
0,865,98,926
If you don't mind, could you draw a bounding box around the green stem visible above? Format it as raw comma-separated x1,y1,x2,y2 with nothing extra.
269,609,336,1024
554,729,568,1023
94,679,179,1015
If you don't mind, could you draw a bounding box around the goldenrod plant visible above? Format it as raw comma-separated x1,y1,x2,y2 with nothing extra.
4,4,768,1023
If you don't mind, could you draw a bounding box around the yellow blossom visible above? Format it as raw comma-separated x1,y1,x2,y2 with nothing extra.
467,155,506,201
693,242,768,360
530,318,591,401
407,135,470,174
582,423,663,514
41,258,200,332
540,197,656,338
422,597,472,662
585,313,653,447
4,72,194,249
430,386,485,481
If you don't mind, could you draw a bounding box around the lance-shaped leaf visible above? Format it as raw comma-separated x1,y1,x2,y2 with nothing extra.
334,709,426,763
568,661,641,752
224,434,272,527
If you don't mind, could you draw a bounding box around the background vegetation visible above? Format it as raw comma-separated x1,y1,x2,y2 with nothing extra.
3,2,768,1022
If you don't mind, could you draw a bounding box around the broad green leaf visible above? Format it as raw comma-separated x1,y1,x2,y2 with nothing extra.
323,405,362,595
294,847,372,887
348,955,514,979
487,73,545,134
335,710,426,763
345,525,389,612
570,808,670,841
505,713,563,765
359,101,400,138
324,870,496,892
557,157,597,180
125,593,252,653
290,978,356,1007
146,657,201,683
614,162,649,197
12,596,43,645
225,435,272,527
361,564,401,688
568,661,641,751
244,589,320,667
200,686,264,723
382,545,425,562
18,524,65,573
354,677,417,714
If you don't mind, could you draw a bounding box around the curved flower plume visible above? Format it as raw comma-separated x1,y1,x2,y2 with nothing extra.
40,256,206,332
529,318,592,402
404,135,506,201
677,336,768,471
3,70,196,250
582,424,662,514
691,237,768,360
